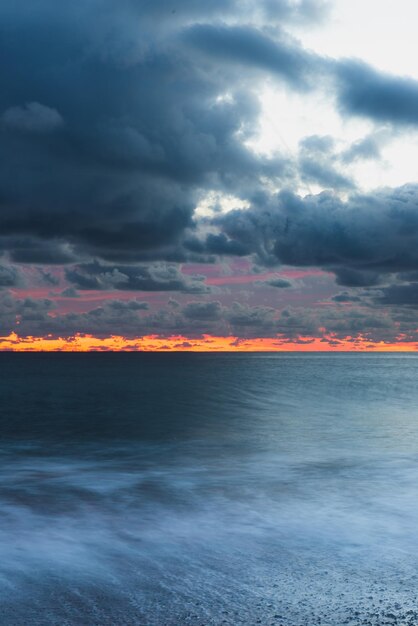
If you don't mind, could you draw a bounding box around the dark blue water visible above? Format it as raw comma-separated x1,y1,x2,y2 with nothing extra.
1,353,418,625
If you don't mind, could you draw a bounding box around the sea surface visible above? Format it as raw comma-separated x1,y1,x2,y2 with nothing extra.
1,353,418,625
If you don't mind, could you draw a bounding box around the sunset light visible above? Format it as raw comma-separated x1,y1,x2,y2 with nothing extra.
1,332,417,352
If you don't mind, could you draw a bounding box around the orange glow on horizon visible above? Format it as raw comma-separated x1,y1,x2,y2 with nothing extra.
0,332,417,352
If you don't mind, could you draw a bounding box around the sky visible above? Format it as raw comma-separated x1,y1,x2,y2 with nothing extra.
3,0,418,350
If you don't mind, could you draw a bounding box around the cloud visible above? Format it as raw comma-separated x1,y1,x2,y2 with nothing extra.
298,156,354,191
183,24,316,89
0,285,413,344
65,262,211,293
297,131,390,189
185,233,251,257
1,102,64,133
60,287,80,298
39,270,60,286
332,291,362,303
340,130,390,164
298,134,354,190
226,302,276,327
107,299,149,311
7,239,76,264
0,264,24,288
183,301,222,321
215,184,418,284
333,268,382,287
0,0,306,266
5,0,418,344
262,277,293,288
336,60,418,126
126,0,329,24
0,0,414,270
373,282,418,307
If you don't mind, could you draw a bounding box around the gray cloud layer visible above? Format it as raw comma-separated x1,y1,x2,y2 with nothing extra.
2,0,417,267
3,0,418,341
0,0,302,264
214,184,418,284
1,289,415,345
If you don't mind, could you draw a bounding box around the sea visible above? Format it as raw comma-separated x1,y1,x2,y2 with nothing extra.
1,353,418,625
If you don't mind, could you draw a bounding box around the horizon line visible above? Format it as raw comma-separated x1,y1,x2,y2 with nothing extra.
0,332,417,352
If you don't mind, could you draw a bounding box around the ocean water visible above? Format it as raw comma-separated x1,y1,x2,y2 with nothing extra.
1,353,418,625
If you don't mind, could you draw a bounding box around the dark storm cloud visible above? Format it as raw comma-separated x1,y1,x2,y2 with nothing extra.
1,102,64,133
1,296,150,338
15,297,56,322
183,301,222,321
2,0,418,243
6,0,418,346
0,284,411,343
107,299,149,311
60,287,80,298
321,308,393,334
226,302,276,327
0,285,275,338
7,239,76,264
214,184,418,284
333,268,382,287
66,262,210,293
181,300,283,335
0,265,24,288
297,133,382,190
183,24,317,89
0,295,56,332
261,277,293,288
185,233,251,257
373,283,418,307
128,0,329,23
39,270,60,287
275,305,400,342
331,292,362,303
336,60,418,126
0,0,317,265
1,0,416,269
298,156,354,191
